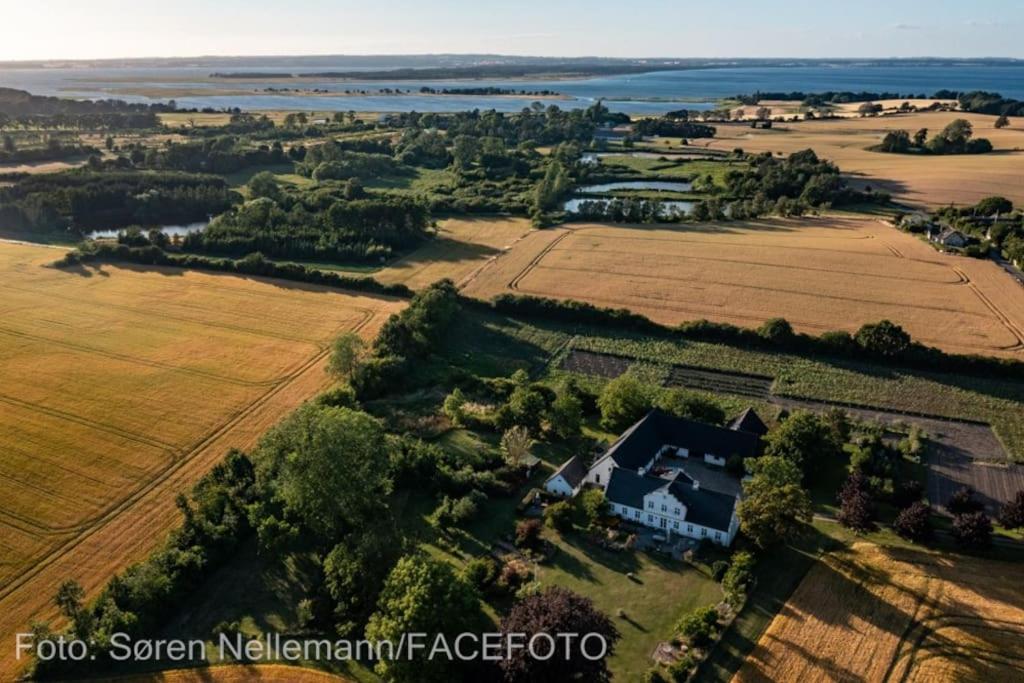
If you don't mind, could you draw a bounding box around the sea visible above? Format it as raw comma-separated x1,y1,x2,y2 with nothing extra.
1,63,1022,114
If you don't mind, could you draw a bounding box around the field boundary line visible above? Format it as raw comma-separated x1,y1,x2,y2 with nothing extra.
1,282,325,346
0,393,177,451
0,305,382,602
526,261,982,315
0,326,283,388
508,229,574,291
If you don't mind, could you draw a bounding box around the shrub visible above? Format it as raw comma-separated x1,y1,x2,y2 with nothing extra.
515,518,544,550
894,501,933,542
544,500,573,531
893,480,924,509
578,488,607,527
837,471,875,531
721,551,756,601
999,490,1024,529
947,487,983,516
442,388,468,426
315,383,358,409
711,560,729,581
462,556,499,590
676,605,718,646
952,511,993,549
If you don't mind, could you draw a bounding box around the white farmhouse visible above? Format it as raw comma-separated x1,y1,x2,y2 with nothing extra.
546,408,767,546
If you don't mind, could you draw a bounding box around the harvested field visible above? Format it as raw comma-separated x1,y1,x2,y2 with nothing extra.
96,664,349,682
734,542,1024,682
374,216,534,290
0,242,402,680
696,111,1024,206
463,215,1024,358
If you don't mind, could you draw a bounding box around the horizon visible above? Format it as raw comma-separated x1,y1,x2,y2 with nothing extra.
2,0,1022,62
3,54,1024,66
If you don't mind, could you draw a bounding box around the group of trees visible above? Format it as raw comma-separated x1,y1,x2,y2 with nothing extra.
879,119,993,155
136,135,291,174
723,149,861,208
0,170,236,235
949,90,1024,117
183,183,430,262
0,136,97,164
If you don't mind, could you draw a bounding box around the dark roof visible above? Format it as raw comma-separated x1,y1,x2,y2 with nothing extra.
548,455,587,489
605,469,737,532
729,408,768,437
663,472,738,531
602,409,759,470
605,467,665,509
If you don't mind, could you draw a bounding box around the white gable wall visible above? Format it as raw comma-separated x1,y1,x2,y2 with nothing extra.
545,475,577,497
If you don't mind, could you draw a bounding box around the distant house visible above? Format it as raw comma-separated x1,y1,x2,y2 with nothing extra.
544,408,765,546
930,227,969,249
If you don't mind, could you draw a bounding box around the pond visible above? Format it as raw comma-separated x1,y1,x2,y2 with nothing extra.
575,180,693,194
86,221,209,240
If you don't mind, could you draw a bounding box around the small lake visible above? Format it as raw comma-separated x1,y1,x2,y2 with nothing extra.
86,221,208,240
576,180,693,194
563,197,694,215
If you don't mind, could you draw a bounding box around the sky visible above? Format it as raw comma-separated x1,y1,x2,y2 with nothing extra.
1,0,1022,61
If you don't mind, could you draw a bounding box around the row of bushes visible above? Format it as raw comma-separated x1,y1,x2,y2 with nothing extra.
54,244,413,298
477,292,1024,382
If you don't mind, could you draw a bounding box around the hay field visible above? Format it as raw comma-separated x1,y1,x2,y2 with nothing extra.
0,242,402,680
696,111,1024,206
373,216,534,289
734,542,1024,682
462,215,1024,358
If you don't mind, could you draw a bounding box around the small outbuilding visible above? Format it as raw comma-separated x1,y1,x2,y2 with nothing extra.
544,455,587,497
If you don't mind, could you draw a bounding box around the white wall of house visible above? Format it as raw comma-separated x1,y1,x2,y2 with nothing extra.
643,490,687,522
544,475,577,497
607,496,736,546
585,455,617,490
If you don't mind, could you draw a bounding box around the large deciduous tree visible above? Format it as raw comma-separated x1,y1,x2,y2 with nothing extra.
499,586,619,683
254,404,392,540
366,555,482,682
737,456,812,548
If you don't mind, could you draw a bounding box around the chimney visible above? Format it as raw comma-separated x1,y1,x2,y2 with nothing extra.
692,479,699,491
638,467,645,476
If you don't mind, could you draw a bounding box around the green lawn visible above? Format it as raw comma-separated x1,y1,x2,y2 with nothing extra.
222,163,302,188
363,167,456,196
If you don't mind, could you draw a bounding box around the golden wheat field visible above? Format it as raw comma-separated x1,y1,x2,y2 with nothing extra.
372,216,534,290
0,241,402,680
734,542,1024,683
461,215,1024,358
694,111,1024,207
